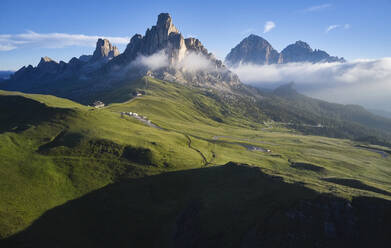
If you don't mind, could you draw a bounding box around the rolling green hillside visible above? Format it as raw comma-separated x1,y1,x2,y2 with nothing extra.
248,83,391,146
100,78,391,147
1,78,391,247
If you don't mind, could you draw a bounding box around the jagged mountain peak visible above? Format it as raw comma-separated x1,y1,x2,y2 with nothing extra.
109,13,240,90
225,34,281,66
240,35,276,51
282,41,314,55
8,37,120,83
3,13,242,100
292,40,312,50
41,56,55,62
120,13,184,61
91,38,119,62
238,34,273,48
38,56,57,67
156,13,179,35
246,34,270,42
226,36,345,65
184,37,209,56
281,41,344,63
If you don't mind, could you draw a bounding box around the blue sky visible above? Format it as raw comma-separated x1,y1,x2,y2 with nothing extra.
1,0,390,70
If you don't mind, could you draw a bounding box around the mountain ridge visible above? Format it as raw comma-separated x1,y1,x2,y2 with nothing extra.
8,37,120,85
225,34,345,66
225,34,282,66
1,13,241,101
104,13,240,91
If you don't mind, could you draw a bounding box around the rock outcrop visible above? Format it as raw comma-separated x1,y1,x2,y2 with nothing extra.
115,13,185,64
7,38,121,85
36,57,61,74
91,38,120,62
280,41,345,63
225,35,281,66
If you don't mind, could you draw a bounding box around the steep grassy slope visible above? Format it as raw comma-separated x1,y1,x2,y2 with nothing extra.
0,89,213,238
0,78,390,246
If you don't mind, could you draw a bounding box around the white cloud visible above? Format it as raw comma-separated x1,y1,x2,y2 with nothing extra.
131,50,169,71
0,44,17,51
263,21,276,33
326,24,350,33
326,25,340,33
0,31,130,51
303,4,332,12
229,58,391,111
130,50,216,73
177,52,215,72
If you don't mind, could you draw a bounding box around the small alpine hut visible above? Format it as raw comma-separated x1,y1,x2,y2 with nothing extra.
93,101,105,108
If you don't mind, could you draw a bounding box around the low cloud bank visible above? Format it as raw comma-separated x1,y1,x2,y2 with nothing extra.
0,31,130,51
230,58,391,111
131,50,216,73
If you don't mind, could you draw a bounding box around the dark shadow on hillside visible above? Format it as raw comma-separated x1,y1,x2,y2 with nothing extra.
2,163,391,248
0,95,73,134
290,162,325,173
322,178,391,197
37,132,156,166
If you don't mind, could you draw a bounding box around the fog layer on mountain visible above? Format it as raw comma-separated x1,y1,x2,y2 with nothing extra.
230,58,391,111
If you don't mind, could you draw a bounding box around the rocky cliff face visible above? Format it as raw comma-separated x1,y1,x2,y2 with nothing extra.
91,39,120,62
225,35,345,66
225,35,281,66
117,13,186,64
281,41,345,63
109,13,240,90
279,41,313,63
1,13,241,100
8,38,120,85
11,56,62,83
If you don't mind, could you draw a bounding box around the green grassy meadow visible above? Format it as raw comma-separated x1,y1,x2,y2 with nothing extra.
0,77,390,245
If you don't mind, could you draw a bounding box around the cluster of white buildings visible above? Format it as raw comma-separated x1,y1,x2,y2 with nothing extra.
121,111,151,124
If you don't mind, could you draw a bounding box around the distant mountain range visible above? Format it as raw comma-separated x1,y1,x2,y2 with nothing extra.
1,17,346,103
0,13,239,103
225,34,345,66
9,38,120,83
